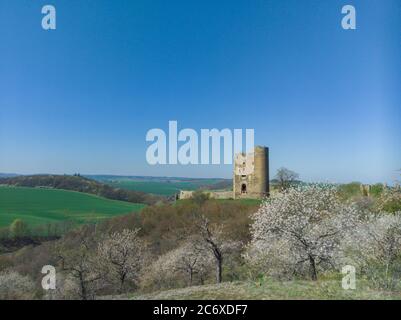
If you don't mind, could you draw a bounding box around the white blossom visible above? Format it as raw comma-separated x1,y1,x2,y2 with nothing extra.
246,185,361,280
0,271,36,300
97,228,145,293
341,212,401,289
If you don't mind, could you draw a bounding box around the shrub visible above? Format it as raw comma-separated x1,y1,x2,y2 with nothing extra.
10,219,29,238
0,271,36,300
376,188,401,213
342,212,401,291
191,190,210,207
337,182,362,200
370,184,384,198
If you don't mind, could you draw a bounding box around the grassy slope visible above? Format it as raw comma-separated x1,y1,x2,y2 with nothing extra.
132,281,401,300
0,186,145,227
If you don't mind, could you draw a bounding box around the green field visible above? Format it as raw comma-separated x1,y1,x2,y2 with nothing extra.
0,186,145,228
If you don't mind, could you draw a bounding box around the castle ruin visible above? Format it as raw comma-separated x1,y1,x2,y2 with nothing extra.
179,146,269,200
233,146,269,199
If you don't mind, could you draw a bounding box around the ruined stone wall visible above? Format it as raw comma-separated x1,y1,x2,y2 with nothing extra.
178,190,233,200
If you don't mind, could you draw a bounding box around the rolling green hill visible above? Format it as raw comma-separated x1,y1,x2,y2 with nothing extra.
89,176,232,196
0,175,163,205
104,180,221,196
0,186,145,228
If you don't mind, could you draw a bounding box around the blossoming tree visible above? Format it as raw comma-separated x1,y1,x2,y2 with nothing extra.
246,185,361,280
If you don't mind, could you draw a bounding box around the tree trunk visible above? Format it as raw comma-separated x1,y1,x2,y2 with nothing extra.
308,255,317,281
216,257,222,284
189,270,193,286
119,272,127,294
79,273,87,300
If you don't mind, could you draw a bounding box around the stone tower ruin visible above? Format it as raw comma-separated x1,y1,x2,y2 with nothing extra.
233,146,269,199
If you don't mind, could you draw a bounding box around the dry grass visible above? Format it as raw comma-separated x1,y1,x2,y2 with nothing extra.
129,280,401,300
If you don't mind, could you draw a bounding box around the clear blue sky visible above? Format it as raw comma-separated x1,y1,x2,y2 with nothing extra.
0,0,400,183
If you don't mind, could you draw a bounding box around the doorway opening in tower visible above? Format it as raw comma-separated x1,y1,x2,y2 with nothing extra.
241,184,247,194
